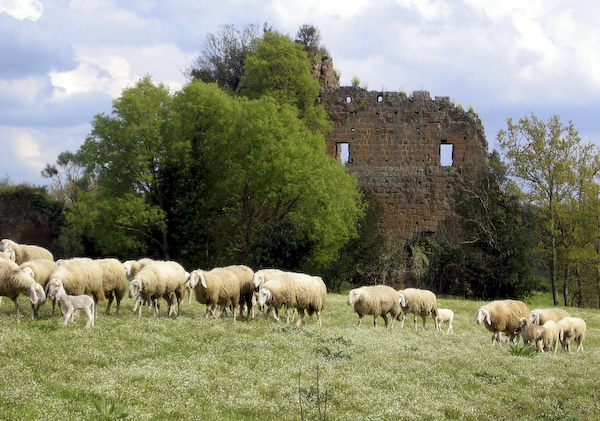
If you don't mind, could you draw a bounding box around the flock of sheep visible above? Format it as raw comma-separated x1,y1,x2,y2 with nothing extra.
0,239,588,352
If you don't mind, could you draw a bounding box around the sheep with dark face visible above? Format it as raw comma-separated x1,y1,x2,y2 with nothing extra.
0,260,46,320
347,285,400,329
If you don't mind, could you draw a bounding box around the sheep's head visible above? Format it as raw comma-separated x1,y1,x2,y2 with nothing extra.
251,272,266,291
47,281,65,301
129,279,142,298
45,279,60,296
530,312,540,325
187,271,201,289
519,317,529,329
474,308,491,325
347,289,361,306
257,288,272,307
29,283,47,305
21,267,35,280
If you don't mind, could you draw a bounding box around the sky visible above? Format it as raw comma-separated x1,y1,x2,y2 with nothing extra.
2,0,599,186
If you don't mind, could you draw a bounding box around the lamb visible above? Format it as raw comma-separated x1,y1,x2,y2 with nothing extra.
397,288,439,330
256,271,327,327
474,299,529,345
47,281,95,327
0,259,47,320
557,317,587,352
189,267,242,321
45,257,106,315
518,317,544,351
541,320,561,353
0,239,54,263
97,258,127,316
128,261,187,318
346,285,400,329
529,308,571,325
435,308,454,333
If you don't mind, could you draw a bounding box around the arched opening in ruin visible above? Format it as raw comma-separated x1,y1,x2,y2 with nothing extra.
337,142,350,164
440,143,453,166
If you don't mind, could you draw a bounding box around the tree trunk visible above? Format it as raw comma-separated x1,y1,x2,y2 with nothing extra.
551,233,559,306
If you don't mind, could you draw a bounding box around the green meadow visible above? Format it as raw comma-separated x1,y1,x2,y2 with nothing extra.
0,292,598,420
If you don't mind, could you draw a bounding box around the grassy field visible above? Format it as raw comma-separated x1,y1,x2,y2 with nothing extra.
0,291,598,420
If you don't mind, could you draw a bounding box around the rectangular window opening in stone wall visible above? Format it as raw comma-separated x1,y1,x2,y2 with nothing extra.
337,142,350,164
440,143,453,166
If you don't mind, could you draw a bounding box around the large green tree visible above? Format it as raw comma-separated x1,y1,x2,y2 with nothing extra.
72,75,178,258
168,81,363,271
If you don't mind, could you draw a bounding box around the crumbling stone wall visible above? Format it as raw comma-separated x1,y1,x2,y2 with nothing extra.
321,87,489,245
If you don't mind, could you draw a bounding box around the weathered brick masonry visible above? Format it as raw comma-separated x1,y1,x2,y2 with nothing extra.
321,87,489,245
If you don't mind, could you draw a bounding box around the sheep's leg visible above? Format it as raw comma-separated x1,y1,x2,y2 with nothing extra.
30,302,38,320
382,314,389,328
84,307,94,327
296,308,305,327
105,291,114,315
357,315,363,328
448,321,453,334
399,313,406,328
317,311,322,327
12,297,21,322
63,308,73,325
138,298,144,319
114,297,121,316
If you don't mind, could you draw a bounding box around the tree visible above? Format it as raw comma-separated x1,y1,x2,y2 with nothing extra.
186,23,259,92
295,24,322,55
167,81,363,270
497,113,584,305
42,151,91,206
239,30,331,135
73,75,177,258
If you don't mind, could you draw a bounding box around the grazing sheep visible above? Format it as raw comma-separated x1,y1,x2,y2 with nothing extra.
48,281,95,327
541,320,561,353
529,308,571,325
519,317,544,350
256,271,326,327
435,308,454,333
222,265,255,318
0,259,47,320
97,258,127,316
557,317,587,352
189,267,242,321
397,288,439,330
347,285,400,329
123,258,156,313
45,258,106,316
0,239,53,263
251,269,292,320
474,299,529,345
20,258,58,315
129,261,187,318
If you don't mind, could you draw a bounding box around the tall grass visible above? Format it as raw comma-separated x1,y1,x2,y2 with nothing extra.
0,293,598,420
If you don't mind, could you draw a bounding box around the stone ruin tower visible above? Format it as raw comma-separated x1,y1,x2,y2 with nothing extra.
321,87,489,245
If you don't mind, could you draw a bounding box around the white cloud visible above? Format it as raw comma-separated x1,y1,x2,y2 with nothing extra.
15,130,41,159
0,0,43,21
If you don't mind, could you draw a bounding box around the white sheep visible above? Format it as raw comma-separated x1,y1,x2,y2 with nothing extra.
123,258,155,312
45,257,106,316
435,308,454,333
529,308,570,325
557,317,587,352
0,259,47,320
256,271,327,327
398,288,439,330
0,239,54,263
541,320,561,353
97,258,127,316
519,317,544,351
252,269,297,321
129,261,187,318
347,285,400,329
474,299,529,345
47,281,95,327
222,265,255,318
189,267,242,321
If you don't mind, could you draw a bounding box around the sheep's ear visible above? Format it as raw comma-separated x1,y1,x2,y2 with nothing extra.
200,273,208,289
485,310,491,325
29,285,38,305
398,294,405,307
